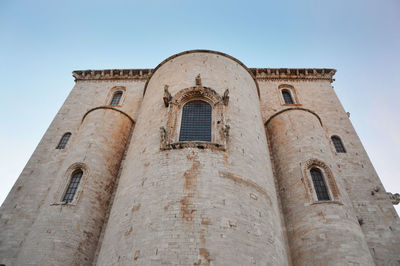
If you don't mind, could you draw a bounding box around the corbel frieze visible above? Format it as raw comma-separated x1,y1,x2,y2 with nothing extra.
72,69,152,81
250,68,336,82
72,68,336,82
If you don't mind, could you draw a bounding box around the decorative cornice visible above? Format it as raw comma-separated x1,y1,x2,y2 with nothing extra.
72,68,336,82
72,69,152,81
250,68,336,82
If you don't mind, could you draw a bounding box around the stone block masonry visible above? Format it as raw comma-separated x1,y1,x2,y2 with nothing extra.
0,50,399,266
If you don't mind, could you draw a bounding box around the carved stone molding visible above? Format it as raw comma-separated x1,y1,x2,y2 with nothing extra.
250,68,336,82
72,69,152,81
387,192,400,205
160,86,228,151
72,68,336,82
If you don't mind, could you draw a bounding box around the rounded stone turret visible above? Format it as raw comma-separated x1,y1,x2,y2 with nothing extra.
266,108,374,265
15,108,133,265
96,51,289,265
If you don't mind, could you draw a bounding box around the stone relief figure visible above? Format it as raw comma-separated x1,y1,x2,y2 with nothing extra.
159,126,167,143
163,85,172,107
223,89,229,105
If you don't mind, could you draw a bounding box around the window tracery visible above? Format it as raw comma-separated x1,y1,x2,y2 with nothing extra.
160,84,229,151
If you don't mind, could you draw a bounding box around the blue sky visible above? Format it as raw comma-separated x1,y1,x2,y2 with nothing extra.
0,0,399,213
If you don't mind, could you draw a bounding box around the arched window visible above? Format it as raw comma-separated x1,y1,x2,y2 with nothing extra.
310,168,330,201
282,89,294,104
110,91,123,106
331,136,346,153
179,100,212,142
62,169,83,203
56,132,71,149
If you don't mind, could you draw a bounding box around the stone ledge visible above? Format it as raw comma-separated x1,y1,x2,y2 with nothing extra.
72,68,336,82
250,68,336,82
161,141,225,151
72,69,152,81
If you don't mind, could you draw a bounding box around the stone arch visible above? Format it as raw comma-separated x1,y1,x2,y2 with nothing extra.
143,49,260,98
106,86,126,106
171,86,223,107
278,84,300,105
265,107,323,127
81,106,134,124
53,162,89,205
303,158,340,201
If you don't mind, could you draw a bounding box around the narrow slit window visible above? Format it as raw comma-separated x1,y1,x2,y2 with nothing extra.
179,100,212,142
282,90,294,104
110,91,123,106
310,168,330,201
331,136,346,153
62,169,83,203
56,133,71,149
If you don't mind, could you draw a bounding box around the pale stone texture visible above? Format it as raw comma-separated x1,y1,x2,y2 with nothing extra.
96,52,290,266
0,79,145,265
0,50,399,266
267,110,373,265
259,79,400,265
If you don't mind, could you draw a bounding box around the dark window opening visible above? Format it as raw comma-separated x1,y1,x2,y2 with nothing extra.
331,136,346,153
62,169,83,203
179,100,212,142
310,168,330,201
282,90,294,104
110,91,123,106
56,133,71,149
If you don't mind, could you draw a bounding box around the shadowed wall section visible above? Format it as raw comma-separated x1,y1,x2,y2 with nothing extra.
15,109,133,265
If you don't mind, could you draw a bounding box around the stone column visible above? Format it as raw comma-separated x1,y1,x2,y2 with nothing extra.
267,109,374,265
96,51,290,265
16,108,133,265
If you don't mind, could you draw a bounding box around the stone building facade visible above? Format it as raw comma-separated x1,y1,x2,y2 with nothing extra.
0,50,399,265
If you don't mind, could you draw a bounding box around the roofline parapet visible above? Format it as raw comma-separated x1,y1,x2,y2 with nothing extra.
72,69,152,81
73,68,336,82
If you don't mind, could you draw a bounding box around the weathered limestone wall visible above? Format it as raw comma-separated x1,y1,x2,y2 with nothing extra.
258,78,400,265
16,109,132,265
2,51,399,265
0,79,145,265
96,51,290,265
267,109,374,265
